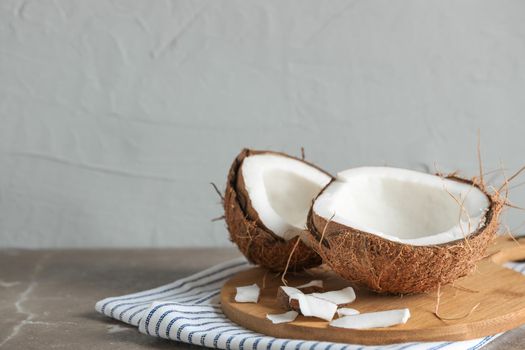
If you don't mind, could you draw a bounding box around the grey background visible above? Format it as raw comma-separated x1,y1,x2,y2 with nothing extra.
1,0,524,248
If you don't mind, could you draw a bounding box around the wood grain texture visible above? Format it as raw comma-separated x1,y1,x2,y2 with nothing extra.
221,236,525,345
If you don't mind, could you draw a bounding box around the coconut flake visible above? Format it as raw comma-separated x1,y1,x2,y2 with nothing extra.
266,311,299,324
296,294,338,321
296,280,324,289
276,286,303,311
312,287,356,306
329,308,411,329
281,286,303,299
235,284,260,303
337,308,360,317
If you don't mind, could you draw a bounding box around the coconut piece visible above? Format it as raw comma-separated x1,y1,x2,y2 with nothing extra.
297,286,324,294
329,308,410,329
294,281,324,294
276,283,326,311
276,285,351,320
224,149,331,271
296,280,323,289
281,286,303,296
235,284,260,303
311,287,356,306
337,308,360,317
266,310,299,324
295,280,324,293
276,286,303,311
306,167,504,293
296,294,338,321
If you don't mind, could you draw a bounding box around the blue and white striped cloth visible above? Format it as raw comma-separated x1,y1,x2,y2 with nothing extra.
96,257,525,350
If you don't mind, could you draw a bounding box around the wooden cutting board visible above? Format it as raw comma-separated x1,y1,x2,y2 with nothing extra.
220,236,525,345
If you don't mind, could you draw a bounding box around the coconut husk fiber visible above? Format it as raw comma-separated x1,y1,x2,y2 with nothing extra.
224,149,328,272
305,176,504,294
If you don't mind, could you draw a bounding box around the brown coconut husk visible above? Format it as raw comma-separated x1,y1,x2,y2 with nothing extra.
304,175,504,294
224,148,330,272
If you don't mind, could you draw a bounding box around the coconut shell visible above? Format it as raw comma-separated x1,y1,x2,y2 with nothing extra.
224,149,327,272
305,176,504,294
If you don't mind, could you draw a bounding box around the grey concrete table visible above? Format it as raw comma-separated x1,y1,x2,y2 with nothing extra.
0,249,523,350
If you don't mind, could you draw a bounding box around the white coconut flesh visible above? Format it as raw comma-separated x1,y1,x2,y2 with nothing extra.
296,294,338,321
313,167,490,246
241,154,331,240
266,310,299,324
311,287,356,305
280,286,303,300
296,280,323,289
337,308,360,317
329,308,411,329
234,284,260,303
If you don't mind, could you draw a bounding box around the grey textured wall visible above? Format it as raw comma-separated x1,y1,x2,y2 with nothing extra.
1,0,524,247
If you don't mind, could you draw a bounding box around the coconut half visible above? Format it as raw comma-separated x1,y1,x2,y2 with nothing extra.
306,167,503,294
224,149,332,271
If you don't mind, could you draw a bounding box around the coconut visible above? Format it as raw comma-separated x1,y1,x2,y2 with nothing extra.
306,167,504,294
266,310,299,324
337,308,360,317
276,286,303,311
224,149,332,271
330,308,411,329
234,284,260,303
276,284,325,311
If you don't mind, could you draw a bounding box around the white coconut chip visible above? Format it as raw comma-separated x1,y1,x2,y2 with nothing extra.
311,287,356,305
266,311,299,324
296,294,338,321
280,286,303,300
337,308,360,317
296,280,324,289
329,308,411,329
235,284,260,303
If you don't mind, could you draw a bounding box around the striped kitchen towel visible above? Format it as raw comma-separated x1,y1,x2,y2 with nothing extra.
96,257,525,350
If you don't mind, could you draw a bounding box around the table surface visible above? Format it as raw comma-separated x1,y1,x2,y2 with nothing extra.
0,249,523,350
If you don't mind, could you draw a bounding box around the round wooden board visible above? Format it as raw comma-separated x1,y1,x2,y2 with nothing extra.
221,237,525,345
